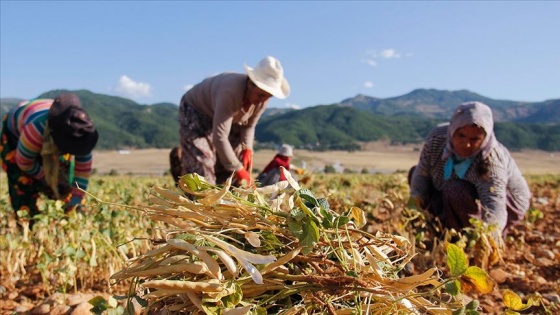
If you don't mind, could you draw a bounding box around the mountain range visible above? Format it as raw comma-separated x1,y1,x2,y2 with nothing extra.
338,89,560,124
1,88,558,151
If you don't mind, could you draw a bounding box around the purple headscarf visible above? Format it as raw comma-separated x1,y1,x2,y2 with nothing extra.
444,102,497,160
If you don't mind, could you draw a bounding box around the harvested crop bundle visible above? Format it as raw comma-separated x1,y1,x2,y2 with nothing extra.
112,168,449,314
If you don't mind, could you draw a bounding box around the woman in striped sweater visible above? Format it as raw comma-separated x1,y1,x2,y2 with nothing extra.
409,102,531,238
1,93,98,228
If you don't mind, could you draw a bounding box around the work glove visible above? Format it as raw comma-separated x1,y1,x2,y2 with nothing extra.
240,149,253,171
234,168,252,188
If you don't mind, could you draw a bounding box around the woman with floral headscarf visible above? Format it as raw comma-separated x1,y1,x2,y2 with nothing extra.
1,93,98,229
409,102,531,237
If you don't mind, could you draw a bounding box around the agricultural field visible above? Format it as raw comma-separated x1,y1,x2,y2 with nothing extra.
91,146,560,176
0,148,559,314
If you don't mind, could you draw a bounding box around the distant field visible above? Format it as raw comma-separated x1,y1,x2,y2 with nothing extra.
92,143,560,176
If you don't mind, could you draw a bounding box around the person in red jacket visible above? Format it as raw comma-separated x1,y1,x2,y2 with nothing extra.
256,144,294,186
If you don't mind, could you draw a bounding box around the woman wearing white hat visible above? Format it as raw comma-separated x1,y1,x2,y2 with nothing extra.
174,56,290,187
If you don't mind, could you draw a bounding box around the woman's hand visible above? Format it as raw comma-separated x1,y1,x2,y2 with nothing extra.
407,196,424,210
64,195,84,213
234,168,252,188
240,149,253,171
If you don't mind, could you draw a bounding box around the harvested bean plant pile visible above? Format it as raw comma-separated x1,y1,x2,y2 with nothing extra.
112,169,457,314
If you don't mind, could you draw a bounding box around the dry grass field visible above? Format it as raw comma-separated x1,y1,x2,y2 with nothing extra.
93,142,560,176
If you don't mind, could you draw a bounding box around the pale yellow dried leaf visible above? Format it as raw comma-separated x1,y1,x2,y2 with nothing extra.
186,291,204,311
223,306,252,315
349,206,367,229
366,244,391,264
261,248,301,275
245,232,261,247
199,176,232,205
385,267,440,291
126,262,208,277
142,279,224,292
167,238,223,280
154,186,192,204
281,166,300,190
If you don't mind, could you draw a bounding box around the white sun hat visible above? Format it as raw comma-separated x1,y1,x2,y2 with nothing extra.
244,56,290,99
279,144,293,157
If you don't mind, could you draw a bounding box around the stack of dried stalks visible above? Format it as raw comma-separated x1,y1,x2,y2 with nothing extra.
111,168,451,314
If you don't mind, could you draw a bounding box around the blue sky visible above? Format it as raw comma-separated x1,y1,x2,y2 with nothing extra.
1,1,559,109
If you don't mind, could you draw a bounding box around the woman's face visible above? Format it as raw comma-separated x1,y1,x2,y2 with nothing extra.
451,124,486,158
245,81,272,106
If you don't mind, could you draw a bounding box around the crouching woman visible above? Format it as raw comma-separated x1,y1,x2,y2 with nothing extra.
409,101,531,238
1,93,98,228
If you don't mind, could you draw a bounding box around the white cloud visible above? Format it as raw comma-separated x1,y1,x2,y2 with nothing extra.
285,103,300,110
363,81,374,88
183,84,194,92
379,49,401,59
114,75,151,99
361,59,377,67
362,48,407,67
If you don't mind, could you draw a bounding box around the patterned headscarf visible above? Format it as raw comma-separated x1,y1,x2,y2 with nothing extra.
443,101,497,160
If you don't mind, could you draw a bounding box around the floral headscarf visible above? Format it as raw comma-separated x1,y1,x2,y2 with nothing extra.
444,101,497,160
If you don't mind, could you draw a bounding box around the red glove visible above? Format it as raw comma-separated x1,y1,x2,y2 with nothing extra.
234,168,252,188
240,149,253,171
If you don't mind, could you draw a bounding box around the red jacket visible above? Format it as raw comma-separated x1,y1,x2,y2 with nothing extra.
260,154,290,181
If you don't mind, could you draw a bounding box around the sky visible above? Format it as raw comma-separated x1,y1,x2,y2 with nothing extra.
1,1,559,109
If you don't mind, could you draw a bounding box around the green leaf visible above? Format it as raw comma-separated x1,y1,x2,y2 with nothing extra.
253,306,268,315
334,216,350,227
288,219,303,238
295,195,321,224
319,207,335,228
201,302,222,314
298,189,318,206
451,306,465,315
221,282,243,308
317,198,330,210
124,301,136,315
132,295,148,308
183,173,199,191
300,219,319,254
76,249,86,259
260,230,284,251
465,299,480,310
346,270,359,278
290,208,305,222
447,243,469,277
88,296,108,314
445,279,461,296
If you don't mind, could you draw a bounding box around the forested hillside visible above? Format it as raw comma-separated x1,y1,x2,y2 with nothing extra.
1,89,558,151
256,104,560,151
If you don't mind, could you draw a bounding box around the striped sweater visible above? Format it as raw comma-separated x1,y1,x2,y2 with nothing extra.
6,99,93,199
410,125,531,231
